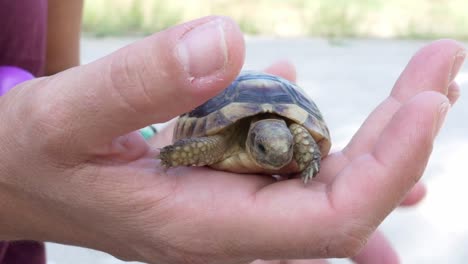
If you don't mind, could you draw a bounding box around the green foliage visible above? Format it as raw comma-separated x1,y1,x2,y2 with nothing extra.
308,1,359,38
83,0,181,36
82,0,468,39
238,18,260,35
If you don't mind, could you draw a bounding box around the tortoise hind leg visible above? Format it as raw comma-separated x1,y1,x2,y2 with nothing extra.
158,134,228,168
289,123,322,183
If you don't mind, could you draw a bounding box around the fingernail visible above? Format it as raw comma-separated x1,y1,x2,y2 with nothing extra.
176,19,227,78
434,101,450,139
449,49,466,83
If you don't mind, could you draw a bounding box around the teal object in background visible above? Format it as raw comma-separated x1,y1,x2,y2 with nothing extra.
139,125,158,140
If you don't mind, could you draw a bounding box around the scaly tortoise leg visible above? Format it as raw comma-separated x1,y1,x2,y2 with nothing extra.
289,123,322,183
158,135,227,168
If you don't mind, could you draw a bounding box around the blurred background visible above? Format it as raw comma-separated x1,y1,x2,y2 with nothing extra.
47,0,468,263
81,0,468,39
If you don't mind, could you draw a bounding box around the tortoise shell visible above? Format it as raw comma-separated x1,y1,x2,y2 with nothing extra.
173,71,331,156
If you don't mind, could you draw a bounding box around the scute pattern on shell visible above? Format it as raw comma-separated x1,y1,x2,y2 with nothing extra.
187,72,322,119
173,71,331,156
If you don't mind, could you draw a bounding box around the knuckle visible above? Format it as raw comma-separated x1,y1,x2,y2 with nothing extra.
13,79,58,132
20,78,77,159
108,47,157,115
31,96,66,136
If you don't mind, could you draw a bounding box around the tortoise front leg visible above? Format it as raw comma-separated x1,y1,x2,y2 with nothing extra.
289,123,322,183
158,135,228,168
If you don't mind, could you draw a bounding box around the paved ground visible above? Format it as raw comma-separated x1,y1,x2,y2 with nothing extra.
46,36,468,264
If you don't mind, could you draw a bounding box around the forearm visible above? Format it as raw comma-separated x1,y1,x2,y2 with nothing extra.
45,0,83,75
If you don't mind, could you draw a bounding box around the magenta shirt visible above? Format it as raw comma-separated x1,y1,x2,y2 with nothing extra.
0,0,47,76
0,0,48,263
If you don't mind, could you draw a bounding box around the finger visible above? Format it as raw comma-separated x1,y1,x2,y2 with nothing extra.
333,91,449,230
248,185,427,264
23,16,245,152
392,40,465,100
264,60,297,82
447,81,461,105
343,40,465,160
351,231,399,264
400,181,426,206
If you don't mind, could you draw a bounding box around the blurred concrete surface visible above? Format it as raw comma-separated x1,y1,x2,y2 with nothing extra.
46,36,468,264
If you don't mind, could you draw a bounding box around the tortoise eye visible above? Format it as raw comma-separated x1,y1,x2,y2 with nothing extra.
258,143,266,153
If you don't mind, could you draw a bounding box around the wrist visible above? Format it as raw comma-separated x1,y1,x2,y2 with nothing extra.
0,177,91,248
0,158,62,242
0,162,122,257
0,182,41,241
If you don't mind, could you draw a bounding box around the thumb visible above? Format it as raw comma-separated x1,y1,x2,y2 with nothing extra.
22,16,244,151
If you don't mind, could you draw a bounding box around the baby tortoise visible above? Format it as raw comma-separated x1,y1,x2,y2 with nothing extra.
158,71,331,183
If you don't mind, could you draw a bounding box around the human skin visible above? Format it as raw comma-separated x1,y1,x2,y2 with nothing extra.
0,16,464,264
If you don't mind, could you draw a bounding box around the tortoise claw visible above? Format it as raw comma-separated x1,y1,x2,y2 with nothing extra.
301,160,320,184
155,148,170,171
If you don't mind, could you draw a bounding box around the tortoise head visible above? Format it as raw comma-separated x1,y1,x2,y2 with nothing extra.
246,119,293,170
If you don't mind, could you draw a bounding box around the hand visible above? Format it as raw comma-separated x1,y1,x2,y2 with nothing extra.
152,61,430,264
0,16,464,264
